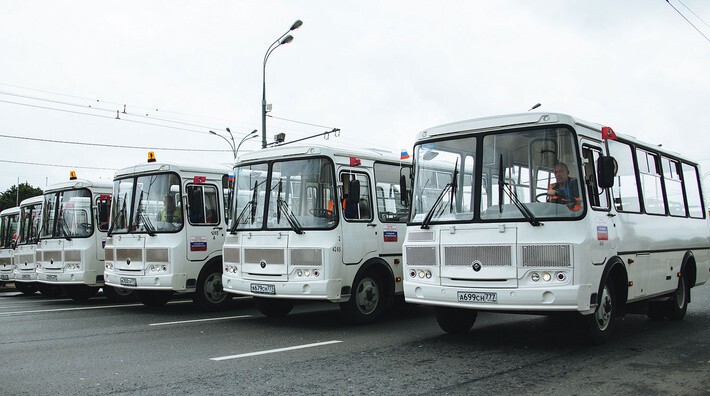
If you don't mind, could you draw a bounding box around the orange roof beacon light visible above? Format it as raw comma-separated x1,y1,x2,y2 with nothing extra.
69,170,77,180
147,151,157,163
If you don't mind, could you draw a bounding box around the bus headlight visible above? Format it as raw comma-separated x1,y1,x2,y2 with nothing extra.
542,272,552,282
224,265,238,274
531,272,540,282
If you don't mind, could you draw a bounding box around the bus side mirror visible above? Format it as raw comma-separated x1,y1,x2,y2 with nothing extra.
347,180,360,205
597,156,616,189
399,175,409,206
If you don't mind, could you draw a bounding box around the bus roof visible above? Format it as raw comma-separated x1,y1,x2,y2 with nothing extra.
417,112,688,162
114,161,231,179
0,206,20,216
236,143,408,166
19,195,43,208
44,179,113,194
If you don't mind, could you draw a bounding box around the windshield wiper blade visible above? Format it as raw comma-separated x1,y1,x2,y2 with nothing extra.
501,182,541,227
139,213,157,236
420,183,452,229
59,216,72,241
230,201,253,234
278,198,304,234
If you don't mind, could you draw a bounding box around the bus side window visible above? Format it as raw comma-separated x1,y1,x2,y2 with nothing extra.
187,185,220,225
582,146,609,210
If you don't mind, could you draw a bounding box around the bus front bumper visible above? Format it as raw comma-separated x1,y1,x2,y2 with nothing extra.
36,270,100,286
104,271,189,292
404,282,594,314
222,275,344,302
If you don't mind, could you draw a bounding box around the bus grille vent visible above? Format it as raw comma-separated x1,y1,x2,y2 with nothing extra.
405,246,436,266
521,245,571,267
444,245,512,267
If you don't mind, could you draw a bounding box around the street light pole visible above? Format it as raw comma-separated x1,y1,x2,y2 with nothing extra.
262,19,303,149
237,129,259,158
209,130,236,160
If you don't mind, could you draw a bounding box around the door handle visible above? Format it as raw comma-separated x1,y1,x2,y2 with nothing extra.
367,223,377,227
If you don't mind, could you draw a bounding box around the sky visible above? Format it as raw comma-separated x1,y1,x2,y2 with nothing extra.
1,1,709,199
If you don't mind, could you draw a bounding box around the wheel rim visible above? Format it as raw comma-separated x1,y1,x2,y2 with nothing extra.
675,277,686,308
595,285,613,331
355,277,379,315
203,272,226,303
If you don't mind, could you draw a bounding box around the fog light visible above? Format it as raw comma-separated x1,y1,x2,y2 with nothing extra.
409,270,416,278
425,271,432,279
418,270,425,278
531,272,540,282
297,269,303,277
542,272,552,282
556,272,566,281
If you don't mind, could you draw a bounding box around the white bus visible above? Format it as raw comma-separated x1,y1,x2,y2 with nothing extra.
222,144,412,323
403,112,710,343
36,172,129,301
0,206,20,286
13,195,43,295
103,152,232,310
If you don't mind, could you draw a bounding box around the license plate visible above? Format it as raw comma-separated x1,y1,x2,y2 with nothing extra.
0,275,8,281
250,283,276,295
120,277,137,287
457,291,497,303
21,275,31,280
46,274,58,281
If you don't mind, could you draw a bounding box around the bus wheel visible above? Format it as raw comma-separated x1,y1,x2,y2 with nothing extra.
341,273,386,324
665,273,689,321
136,290,173,307
584,281,616,344
103,286,135,302
37,283,64,298
14,282,38,295
435,307,477,334
65,285,100,301
194,268,232,311
254,297,294,318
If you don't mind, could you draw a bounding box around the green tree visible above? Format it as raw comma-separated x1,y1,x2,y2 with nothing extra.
0,183,43,212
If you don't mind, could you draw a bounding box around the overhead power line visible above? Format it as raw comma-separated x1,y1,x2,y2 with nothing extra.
0,133,234,152
677,0,710,29
666,0,710,44
0,159,116,171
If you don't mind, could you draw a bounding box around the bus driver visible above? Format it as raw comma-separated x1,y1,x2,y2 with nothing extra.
547,162,581,211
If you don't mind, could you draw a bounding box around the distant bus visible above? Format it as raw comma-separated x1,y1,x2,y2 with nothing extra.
222,144,412,323
403,112,710,343
36,172,129,301
0,206,20,286
13,195,43,295
103,153,232,310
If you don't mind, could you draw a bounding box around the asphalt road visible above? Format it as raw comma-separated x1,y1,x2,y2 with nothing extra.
1,285,709,396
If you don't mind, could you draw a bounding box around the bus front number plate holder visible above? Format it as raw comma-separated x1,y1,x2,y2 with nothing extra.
251,283,276,295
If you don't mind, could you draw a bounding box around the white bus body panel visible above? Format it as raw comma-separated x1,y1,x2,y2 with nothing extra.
0,207,20,282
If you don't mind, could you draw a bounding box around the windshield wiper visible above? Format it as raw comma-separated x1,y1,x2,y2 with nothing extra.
497,157,541,227
107,192,127,236
230,179,265,234
277,198,304,234
421,159,458,229
58,215,72,241
139,212,157,236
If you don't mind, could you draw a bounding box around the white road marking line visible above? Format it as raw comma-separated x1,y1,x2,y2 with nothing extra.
150,315,252,326
0,299,191,316
210,340,343,361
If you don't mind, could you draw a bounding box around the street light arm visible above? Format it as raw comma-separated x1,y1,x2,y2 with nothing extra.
209,131,236,159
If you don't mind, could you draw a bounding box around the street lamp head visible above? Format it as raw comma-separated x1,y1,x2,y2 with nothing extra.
209,130,217,135
249,129,258,136
226,127,231,133
281,35,294,45
290,20,303,30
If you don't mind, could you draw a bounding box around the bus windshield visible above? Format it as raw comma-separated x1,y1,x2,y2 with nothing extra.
40,189,94,239
410,126,583,225
231,158,337,232
19,203,42,244
0,212,19,248
110,173,183,234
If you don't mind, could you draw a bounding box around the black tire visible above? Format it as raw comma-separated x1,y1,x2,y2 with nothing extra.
435,307,478,334
136,290,173,307
583,280,616,345
37,283,65,298
194,266,232,311
14,282,38,295
103,286,136,302
340,272,387,324
65,285,100,301
666,273,689,321
254,297,295,318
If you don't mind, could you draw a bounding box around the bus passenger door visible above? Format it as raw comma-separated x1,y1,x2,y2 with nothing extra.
185,183,223,262
339,171,377,264
581,143,618,265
